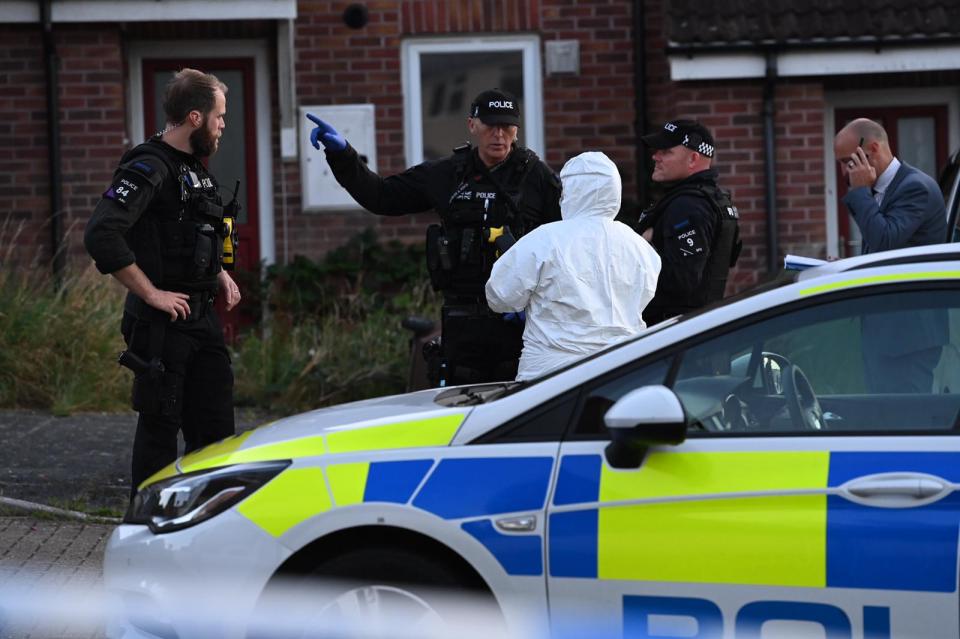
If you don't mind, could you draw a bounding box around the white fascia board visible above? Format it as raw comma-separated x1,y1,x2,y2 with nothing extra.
778,46,960,76
670,44,960,80
670,52,766,81
2,0,296,23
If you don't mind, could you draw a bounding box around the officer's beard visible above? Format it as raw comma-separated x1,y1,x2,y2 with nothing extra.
190,116,218,158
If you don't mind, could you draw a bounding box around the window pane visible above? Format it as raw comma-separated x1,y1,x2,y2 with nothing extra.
898,117,937,179
673,289,960,434
419,51,524,160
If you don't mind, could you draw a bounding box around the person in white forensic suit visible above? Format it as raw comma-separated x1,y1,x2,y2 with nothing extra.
485,151,662,381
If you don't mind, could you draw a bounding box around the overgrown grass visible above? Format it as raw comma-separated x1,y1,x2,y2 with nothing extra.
0,263,130,414
0,228,440,416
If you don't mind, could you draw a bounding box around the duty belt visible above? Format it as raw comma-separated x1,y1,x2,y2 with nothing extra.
183,291,215,322
125,290,216,323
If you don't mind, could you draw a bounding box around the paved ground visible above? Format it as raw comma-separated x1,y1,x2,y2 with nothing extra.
0,516,112,638
0,408,276,638
0,408,273,514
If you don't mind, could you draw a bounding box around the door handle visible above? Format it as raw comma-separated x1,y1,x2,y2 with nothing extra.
495,515,537,532
844,473,951,505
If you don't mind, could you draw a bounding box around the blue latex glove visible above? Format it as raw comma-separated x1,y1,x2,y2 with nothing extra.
306,113,347,151
503,311,526,324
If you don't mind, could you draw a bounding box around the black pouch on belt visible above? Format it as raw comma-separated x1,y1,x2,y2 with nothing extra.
192,224,215,277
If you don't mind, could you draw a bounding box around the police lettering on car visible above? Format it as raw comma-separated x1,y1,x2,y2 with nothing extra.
306,88,561,387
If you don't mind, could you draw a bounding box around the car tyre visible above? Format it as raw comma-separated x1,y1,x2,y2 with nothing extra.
252,546,500,639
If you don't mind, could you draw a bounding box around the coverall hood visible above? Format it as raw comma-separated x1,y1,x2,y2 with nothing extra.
485,151,661,381
559,151,622,221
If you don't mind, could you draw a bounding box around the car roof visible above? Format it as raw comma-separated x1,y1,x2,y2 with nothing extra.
797,243,960,281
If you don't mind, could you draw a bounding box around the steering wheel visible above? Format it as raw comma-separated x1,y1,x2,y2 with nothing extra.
781,364,825,430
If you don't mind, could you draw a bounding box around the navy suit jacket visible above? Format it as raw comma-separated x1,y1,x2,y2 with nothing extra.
842,161,946,254
843,162,948,370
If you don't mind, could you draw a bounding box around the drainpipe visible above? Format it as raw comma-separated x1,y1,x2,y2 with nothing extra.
762,50,778,274
632,0,649,209
41,0,65,288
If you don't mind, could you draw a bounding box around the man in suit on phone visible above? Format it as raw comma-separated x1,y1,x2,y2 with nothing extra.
834,118,948,393
835,118,945,253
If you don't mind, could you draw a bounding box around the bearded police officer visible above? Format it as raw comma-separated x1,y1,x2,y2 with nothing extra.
307,88,561,386
84,68,241,496
637,119,742,325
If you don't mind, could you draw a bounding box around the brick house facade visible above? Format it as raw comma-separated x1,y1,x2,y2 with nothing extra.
3,0,958,297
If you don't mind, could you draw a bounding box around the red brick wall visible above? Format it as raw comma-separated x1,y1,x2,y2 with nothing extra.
0,25,53,269
541,1,638,201
0,24,125,272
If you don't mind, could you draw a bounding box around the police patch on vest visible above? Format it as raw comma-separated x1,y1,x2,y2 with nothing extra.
103,170,150,209
674,224,706,257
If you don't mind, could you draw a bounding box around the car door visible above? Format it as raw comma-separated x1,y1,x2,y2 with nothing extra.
546,283,960,639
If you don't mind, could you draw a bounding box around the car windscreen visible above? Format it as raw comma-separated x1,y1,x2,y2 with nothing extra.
475,269,801,400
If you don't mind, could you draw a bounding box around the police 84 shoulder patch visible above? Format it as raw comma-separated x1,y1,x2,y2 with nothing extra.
103,158,161,210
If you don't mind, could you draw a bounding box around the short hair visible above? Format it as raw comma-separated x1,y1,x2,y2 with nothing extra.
162,68,227,125
846,118,889,145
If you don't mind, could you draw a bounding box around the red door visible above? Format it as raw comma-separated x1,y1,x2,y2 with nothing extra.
142,58,260,341
834,105,948,257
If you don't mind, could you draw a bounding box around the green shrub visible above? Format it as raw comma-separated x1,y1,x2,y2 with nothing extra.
233,230,440,413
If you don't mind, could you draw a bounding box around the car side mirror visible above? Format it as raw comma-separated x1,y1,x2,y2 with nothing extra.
603,385,687,469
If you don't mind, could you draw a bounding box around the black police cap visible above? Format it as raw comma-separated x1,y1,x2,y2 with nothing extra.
641,119,715,157
470,89,521,127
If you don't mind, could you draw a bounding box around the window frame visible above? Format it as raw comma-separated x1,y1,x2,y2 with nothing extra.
400,35,544,166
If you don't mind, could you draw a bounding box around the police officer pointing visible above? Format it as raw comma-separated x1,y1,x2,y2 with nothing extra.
307,89,561,386
84,68,241,496
637,120,742,325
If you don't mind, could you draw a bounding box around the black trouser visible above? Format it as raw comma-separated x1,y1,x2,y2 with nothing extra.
121,309,235,495
431,304,523,386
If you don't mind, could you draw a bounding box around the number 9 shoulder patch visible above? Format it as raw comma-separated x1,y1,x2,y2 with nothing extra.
672,219,706,258
103,158,163,210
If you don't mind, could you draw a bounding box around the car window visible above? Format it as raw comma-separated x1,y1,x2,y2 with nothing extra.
569,357,672,438
673,287,960,434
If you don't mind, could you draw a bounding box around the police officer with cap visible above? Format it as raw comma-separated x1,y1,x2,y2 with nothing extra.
306,88,561,386
637,119,741,325
84,68,241,496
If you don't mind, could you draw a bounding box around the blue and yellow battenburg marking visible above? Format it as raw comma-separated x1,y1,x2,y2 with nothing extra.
149,411,554,577
237,453,556,575
550,451,960,593
144,416,960,590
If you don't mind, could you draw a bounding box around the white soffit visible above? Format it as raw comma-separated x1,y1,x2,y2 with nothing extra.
670,45,960,80
3,0,296,23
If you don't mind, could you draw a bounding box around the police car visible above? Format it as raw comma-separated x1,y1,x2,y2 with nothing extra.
104,243,960,639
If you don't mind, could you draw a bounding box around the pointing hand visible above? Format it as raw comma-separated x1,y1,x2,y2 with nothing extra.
306,114,347,151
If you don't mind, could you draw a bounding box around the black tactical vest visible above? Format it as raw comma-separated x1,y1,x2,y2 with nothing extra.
121,140,227,293
640,179,742,308
426,145,538,302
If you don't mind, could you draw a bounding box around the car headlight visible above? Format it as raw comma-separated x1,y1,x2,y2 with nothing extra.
124,460,291,533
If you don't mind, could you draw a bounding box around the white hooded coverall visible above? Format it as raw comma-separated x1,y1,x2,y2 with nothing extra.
485,151,662,381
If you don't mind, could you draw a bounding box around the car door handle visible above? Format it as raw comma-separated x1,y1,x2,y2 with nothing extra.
495,515,537,532
846,475,948,500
